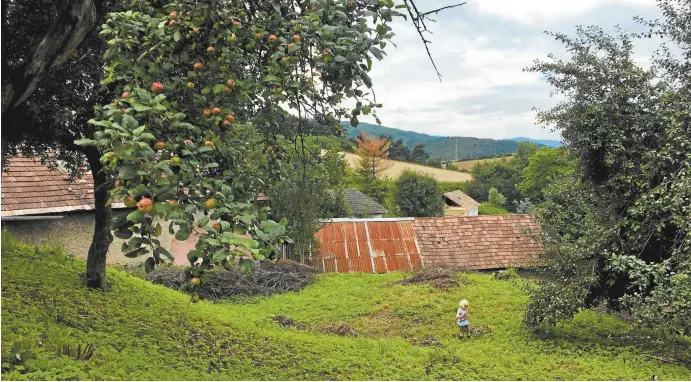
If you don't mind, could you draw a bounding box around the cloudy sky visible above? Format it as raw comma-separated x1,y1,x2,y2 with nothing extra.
354,0,663,140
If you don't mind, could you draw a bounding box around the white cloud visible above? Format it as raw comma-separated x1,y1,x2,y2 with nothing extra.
469,0,657,25
336,0,662,141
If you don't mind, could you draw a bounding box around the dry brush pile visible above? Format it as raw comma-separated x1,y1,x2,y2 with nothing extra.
145,260,317,300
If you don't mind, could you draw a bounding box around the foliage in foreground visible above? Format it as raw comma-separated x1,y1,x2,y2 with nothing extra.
2,236,690,380
526,0,691,336
75,0,406,286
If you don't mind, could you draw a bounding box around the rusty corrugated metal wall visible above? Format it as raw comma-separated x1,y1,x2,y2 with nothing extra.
312,219,422,273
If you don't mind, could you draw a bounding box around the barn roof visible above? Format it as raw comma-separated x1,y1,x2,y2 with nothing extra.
312,215,542,273
313,218,421,273
343,188,387,216
412,215,541,270
1,156,101,217
443,190,480,209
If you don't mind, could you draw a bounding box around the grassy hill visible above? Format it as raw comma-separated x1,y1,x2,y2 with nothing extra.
341,152,471,182
343,122,522,161
2,235,690,380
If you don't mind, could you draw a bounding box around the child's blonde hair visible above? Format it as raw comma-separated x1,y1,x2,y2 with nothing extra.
459,299,469,309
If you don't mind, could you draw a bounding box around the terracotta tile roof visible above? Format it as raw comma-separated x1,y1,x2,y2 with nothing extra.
1,156,126,216
343,188,387,216
412,215,541,270
443,190,480,209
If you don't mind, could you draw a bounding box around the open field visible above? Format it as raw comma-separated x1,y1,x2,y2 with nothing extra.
2,234,689,380
342,152,472,182
445,155,514,171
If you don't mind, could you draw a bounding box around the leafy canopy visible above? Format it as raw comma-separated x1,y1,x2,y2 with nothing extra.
525,0,690,335
77,0,407,284
395,170,443,217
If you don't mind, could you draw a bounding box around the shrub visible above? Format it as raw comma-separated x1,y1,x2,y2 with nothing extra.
488,187,506,207
395,170,444,217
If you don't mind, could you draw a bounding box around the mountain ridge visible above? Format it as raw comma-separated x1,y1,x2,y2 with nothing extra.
341,122,547,161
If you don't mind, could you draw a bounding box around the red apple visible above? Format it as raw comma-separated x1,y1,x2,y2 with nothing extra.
151,81,164,93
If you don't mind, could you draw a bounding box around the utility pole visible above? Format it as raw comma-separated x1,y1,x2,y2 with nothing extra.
455,138,458,161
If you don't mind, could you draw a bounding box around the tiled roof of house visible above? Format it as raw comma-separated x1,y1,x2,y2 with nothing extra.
0,155,132,216
443,190,480,209
412,215,541,270
344,188,387,216
1,156,97,216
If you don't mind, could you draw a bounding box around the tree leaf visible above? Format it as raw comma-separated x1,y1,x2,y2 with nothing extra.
197,216,210,227
126,209,145,223
213,84,226,94
144,257,156,273
238,258,254,278
154,246,173,261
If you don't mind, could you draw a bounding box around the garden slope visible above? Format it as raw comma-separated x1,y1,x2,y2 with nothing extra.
2,235,690,380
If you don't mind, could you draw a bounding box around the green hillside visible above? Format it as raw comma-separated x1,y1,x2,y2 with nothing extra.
343,122,522,161
2,235,690,380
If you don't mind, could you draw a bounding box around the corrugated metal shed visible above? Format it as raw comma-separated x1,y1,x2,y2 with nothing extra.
312,218,422,273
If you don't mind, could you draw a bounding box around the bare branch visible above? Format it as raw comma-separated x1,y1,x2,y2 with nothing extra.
404,1,466,81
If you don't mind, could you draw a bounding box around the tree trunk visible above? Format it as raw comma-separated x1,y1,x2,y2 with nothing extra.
83,147,112,290
2,0,97,112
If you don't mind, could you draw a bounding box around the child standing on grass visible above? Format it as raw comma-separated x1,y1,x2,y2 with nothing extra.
456,299,470,339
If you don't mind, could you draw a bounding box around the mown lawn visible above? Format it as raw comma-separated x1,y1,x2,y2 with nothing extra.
2,234,689,380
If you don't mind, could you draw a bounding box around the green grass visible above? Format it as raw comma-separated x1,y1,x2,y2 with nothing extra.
478,203,512,215
2,234,690,380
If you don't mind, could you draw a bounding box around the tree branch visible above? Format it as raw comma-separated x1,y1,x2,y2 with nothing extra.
404,1,465,81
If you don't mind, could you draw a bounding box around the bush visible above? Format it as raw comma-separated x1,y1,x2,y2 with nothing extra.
478,203,511,215
488,187,506,207
395,170,444,217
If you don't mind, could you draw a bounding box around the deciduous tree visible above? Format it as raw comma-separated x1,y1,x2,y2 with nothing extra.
525,0,690,336
395,170,443,217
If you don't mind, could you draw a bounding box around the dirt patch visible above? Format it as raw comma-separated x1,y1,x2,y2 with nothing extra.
272,315,306,329
410,336,443,347
319,323,359,337
397,267,467,290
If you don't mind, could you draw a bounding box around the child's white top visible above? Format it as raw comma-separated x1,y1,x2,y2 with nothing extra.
457,308,469,326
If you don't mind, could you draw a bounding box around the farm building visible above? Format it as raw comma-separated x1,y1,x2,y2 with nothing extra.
412,215,541,270
0,156,149,264
311,215,541,273
443,190,480,216
312,218,422,272
0,155,267,265
342,188,388,218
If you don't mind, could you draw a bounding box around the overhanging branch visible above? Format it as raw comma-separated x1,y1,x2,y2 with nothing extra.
405,1,466,81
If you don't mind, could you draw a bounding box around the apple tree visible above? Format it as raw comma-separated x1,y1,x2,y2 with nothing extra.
77,0,408,297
